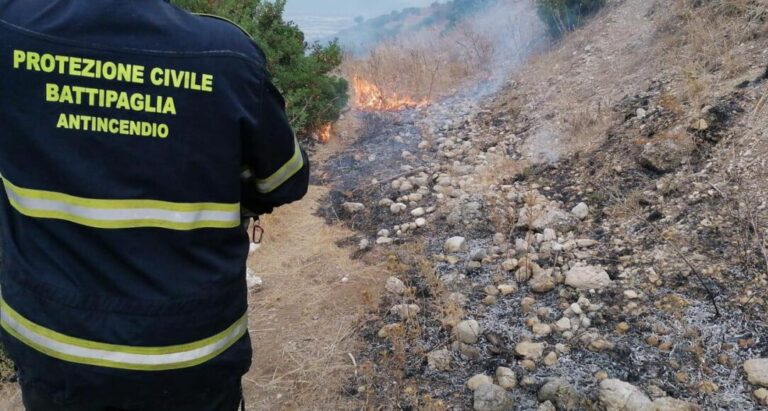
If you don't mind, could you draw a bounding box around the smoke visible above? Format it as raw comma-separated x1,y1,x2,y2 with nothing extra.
340,0,548,101
462,0,547,98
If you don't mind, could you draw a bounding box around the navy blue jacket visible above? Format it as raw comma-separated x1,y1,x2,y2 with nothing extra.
0,0,309,407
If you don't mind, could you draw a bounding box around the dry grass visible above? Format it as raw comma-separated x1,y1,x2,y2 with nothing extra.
242,186,386,410
342,25,495,105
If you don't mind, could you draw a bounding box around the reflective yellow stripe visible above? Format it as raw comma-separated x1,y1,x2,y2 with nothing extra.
254,138,304,193
0,295,248,371
1,178,240,231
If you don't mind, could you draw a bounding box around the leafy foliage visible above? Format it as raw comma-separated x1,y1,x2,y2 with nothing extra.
171,0,348,137
536,0,606,38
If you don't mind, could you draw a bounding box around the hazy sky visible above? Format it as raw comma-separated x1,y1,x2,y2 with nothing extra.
284,0,441,18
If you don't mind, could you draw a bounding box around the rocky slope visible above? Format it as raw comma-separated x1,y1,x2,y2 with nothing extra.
319,0,768,409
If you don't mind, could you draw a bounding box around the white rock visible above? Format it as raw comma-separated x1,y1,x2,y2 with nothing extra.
246,268,263,290
496,367,517,389
571,202,590,220
599,379,653,411
427,349,452,371
445,236,467,253
555,317,572,332
342,202,365,214
498,284,517,296
745,359,768,387
376,237,393,245
455,320,482,344
533,323,553,337
502,259,519,271
543,228,557,242
570,303,583,315
624,290,639,300
515,342,545,360
474,384,514,411
566,265,613,290
377,229,390,237
390,203,407,214
359,239,370,250
467,374,494,391
379,199,394,207
415,218,427,227
385,277,406,295
390,304,420,319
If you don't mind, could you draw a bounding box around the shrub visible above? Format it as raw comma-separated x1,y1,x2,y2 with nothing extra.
536,0,606,38
171,0,348,138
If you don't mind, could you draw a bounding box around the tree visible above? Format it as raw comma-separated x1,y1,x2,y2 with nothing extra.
171,0,348,138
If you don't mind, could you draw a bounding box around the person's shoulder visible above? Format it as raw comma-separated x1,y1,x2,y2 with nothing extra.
168,7,267,65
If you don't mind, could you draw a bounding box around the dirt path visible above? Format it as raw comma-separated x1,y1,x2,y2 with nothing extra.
242,185,384,410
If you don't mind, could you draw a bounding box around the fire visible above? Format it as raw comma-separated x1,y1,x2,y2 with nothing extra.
352,76,430,111
316,123,332,143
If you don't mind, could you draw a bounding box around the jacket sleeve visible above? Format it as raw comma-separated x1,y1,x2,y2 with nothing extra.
241,79,310,216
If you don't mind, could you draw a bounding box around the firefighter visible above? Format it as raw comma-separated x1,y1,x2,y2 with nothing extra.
0,0,309,410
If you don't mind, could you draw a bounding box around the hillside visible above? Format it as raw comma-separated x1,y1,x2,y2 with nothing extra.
335,0,499,52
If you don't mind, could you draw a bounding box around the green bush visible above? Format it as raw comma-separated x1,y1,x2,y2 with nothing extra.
171,0,348,138
536,0,606,38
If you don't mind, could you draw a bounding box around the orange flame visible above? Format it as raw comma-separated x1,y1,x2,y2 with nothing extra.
317,123,332,143
352,76,430,111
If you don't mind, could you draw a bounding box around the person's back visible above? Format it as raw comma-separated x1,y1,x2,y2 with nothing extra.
0,1,309,409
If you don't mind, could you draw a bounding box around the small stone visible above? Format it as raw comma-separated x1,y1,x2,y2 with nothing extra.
385,277,406,295
755,388,768,406
358,238,370,250
467,374,494,391
246,268,263,290
483,295,498,306
427,349,452,371
539,378,582,410
570,303,583,315
595,371,609,381
445,236,467,253
415,218,427,227
624,290,639,300
651,397,702,410
515,342,545,360
496,367,517,389
390,304,420,319
616,322,631,334
636,108,647,119
411,207,426,217
543,352,558,366
471,248,488,262
502,259,519,271
377,229,390,237
521,359,536,371
390,203,407,214
697,381,718,394
599,379,652,411
473,384,514,411
745,359,768,387
565,265,613,290
693,118,709,131
589,339,615,352
646,335,660,347
376,237,393,245
498,284,517,296
538,401,556,411
571,202,589,220
533,323,553,337
530,270,557,293
555,318,572,332
455,320,482,344
342,202,365,214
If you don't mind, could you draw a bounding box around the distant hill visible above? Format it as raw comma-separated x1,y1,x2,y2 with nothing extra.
333,0,499,53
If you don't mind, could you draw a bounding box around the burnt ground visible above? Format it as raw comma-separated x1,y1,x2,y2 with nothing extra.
311,65,768,410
